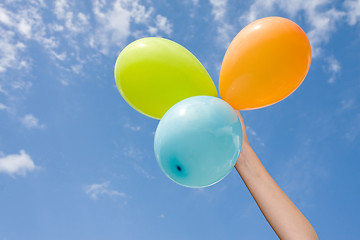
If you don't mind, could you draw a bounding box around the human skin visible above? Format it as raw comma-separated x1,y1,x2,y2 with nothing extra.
235,111,318,240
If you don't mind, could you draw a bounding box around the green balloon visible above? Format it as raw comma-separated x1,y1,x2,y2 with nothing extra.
114,37,218,119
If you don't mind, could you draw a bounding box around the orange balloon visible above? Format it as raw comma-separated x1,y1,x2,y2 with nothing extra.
219,17,311,110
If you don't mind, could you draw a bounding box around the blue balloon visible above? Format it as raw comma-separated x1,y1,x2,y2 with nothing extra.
154,96,243,188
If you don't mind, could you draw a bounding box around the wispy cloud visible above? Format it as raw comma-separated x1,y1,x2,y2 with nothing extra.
0,1,173,119
20,114,46,129
123,146,144,160
0,0,55,107
0,150,37,177
326,56,341,84
344,0,360,25
246,126,265,147
54,0,89,34
131,161,154,179
0,85,9,96
239,0,345,57
122,146,154,179
209,0,235,48
123,123,141,132
191,0,199,5
0,0,60,64
84,182,127,200
0,103,9,111
0,0,173,75
91,0,172,54
0,28,27,73
91,0,133,54
340,98,356,112
151,16,172,35
344,113,360,142
209,0,226,21
153,14,173,35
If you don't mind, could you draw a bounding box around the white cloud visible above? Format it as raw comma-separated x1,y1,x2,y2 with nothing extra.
20,114,46,129
11,80,32,91
91,0,139,54
246,126,257,136
0,1,47,40
91,0,171,53
340,98,356,111
209,0,235,48
246,126,265,147
344,0,360,25
70,64,83,74
54,0,68,17
326,56,341,84
327,56,341,73
306,8,345,57
0,0,62,76
0,0,70,77
148,26,158,35
0,28,27,73
192,0,199,5
123,123,141,131
0,6,12,25
84,182,127,200
239,0,274,24
0,103,9,111
155,15,172,35
131,1,154,24
239,0,345,57
48,23,64,32
209,0,226,21
49,50,67,61
0,84,9,96
131,161,154,179
345,113,360,142
122,145,154,179
54,0,89,34
123,146,143,160
0,150,37,176
0,0,173,80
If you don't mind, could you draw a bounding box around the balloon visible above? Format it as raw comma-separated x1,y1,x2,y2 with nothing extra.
219,17,311,110
154,96,242,188
114,37,218,119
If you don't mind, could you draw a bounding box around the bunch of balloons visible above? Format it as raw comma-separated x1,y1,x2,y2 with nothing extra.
114,17,311,188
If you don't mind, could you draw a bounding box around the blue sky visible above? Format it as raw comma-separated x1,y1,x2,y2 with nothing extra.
0,0,359,239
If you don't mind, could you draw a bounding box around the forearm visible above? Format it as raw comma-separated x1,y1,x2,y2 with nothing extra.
235,143,318,240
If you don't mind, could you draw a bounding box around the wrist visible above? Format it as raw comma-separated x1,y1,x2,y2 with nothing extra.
235,141,255,172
